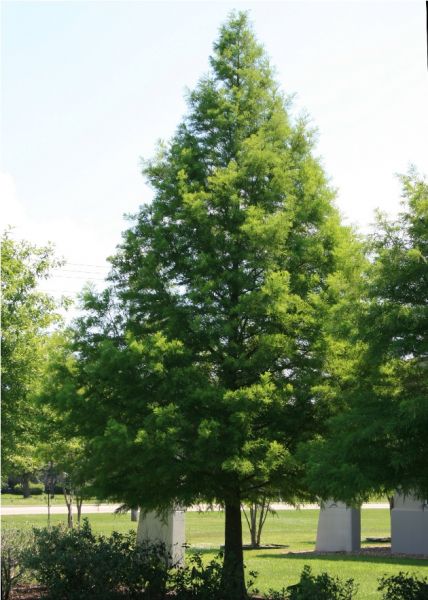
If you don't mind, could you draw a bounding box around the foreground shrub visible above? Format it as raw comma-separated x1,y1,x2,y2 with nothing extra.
168,553,224,599
169,552,257,600
1,528,33,600
276,565,358,600
378,572,428,600
23,519,169,600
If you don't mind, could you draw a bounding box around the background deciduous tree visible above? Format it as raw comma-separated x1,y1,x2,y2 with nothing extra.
54,13,363,598
304,169,428,503
1,231,63,495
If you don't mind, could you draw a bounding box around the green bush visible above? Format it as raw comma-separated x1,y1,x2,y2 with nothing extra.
378,572,428,600
1,528,33,600
9,485,44,496
282,565,358,600
169,553,224,599
23,519,169,600
169,552,257,600
263,590,288,600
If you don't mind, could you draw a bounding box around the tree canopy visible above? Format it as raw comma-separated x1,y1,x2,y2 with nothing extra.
1,231,63,482
304,169,428,503
54,12,362,597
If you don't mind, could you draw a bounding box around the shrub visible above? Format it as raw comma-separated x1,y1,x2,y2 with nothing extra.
1,528,33,600
263,589,288,600
169,552,258,600
169,553,224,599
378,572,428,600
11,484,43,496
283,565,358,600
23,519,169,600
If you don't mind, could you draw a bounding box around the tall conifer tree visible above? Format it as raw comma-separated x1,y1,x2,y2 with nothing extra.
62,13,359,597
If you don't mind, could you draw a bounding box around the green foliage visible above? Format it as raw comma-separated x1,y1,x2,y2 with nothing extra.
1,231,63,476
378,572,428,600
1,528,33,600
24,519,169,600
51,11,362,597
11,485,44,496
264,589,289,600
303,169,428,502
59,8,359,513
284,565,358,600
168,552,256,600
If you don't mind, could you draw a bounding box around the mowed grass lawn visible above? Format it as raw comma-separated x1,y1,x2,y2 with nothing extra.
2,509,428,599
1,493,101,506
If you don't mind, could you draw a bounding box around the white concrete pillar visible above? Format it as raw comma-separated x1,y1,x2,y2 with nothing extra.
136,508,186,566
391,493,428,555
315,500,361,552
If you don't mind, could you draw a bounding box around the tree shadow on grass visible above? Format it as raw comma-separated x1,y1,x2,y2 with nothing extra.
255,552,428,567
297,540,316,547
187,547,222,556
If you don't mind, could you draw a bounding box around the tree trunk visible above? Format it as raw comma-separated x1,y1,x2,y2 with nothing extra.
256,497,270,547
388,495,394,535
131,508,139,522
249,504,258,547
242,498,271,549
64,490,74,529
223,495,247,600
76,497,83,526
47,493,51,530
66,502,73,529
21,473,31,498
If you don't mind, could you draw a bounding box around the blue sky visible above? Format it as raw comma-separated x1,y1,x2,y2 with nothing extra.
2,1,427,308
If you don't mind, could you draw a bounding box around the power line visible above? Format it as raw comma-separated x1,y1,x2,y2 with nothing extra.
42,288,104,294
65,263,109,269
52,269,109,275
40,290,80,294
50,275,107,281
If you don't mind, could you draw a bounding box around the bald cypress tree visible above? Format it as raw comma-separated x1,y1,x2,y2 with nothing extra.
63,13,358,598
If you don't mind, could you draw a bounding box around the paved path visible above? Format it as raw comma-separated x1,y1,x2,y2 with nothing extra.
0,502,389,516
1,504,123,516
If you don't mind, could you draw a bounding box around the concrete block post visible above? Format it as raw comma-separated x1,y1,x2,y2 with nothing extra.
130,508,139,522
136,508,186,566
391,493,428,555
315,500,361,552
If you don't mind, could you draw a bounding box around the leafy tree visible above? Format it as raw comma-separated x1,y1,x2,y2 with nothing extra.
57,13,361,597
36,332,93,527
241,495,275,549
1,231,63,494
304,169,428,503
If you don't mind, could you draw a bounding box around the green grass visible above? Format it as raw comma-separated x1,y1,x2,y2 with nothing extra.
0,493,102,506
2,509,427,599
187,508,393,549
1,512,136,534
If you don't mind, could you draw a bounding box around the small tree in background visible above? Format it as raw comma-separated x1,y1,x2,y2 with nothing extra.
241,494,274,549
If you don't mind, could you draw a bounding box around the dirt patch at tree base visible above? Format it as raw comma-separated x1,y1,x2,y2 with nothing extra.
244,543,289,550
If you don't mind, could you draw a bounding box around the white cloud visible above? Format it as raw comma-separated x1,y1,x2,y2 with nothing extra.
0,172,26,230
1,171,115,322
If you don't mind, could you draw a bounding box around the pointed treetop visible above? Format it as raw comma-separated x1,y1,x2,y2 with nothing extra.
210,12,269,86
